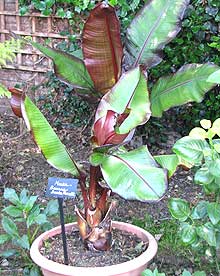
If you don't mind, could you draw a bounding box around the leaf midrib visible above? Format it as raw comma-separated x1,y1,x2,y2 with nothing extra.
35,42,94,91
55,55,94,90
134,0,171,66
151,75,206,104
105,13,120,83
111,154,161,199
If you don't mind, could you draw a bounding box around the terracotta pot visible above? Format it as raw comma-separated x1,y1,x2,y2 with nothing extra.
30,221,157,276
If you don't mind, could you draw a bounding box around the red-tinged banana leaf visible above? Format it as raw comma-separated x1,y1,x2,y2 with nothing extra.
150,63,219,117
94,67,151,138
31,41,95,93
90,146,168,202
92,110,131,146
9,88,80,177
125,0,189,69
82,2,123,93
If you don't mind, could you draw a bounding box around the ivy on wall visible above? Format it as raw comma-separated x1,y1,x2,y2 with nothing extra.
18,0,145,17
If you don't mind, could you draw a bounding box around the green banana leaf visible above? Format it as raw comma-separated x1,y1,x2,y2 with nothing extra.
31,41,95,93
150,63,219,117
154,154,179,177
125,0,189,69
207,69,220,83
172,136,210,166
95,67,151,134
9,89,80,177
90,146,168,202
154,154,193,178
72,49,83,59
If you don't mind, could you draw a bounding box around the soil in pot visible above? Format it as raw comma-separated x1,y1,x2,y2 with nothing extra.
40,228,148,267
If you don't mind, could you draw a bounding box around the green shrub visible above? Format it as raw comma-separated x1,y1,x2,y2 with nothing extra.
0,38,23,98
169,118,220,275
0,38,22,68
0,188,59,275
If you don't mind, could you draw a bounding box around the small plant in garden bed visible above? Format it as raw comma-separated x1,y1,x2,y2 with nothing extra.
169,118,220,274
132,214,184,254
142,268,206,276
0,188,58,275
2,0,220,271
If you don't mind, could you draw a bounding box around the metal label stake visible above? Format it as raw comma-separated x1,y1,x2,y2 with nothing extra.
58,198,69,265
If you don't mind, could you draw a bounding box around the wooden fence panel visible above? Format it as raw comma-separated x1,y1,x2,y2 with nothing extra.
0,0,72,87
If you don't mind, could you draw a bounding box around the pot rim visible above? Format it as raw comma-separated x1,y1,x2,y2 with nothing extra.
30,221,157,276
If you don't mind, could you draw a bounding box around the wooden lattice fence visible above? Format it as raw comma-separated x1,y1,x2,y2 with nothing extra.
0,0,71,88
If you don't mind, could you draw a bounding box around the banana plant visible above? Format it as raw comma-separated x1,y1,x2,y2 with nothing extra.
6,0,220,252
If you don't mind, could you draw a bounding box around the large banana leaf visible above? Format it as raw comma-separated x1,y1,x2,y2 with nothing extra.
31,41,94,93
9,89,80,177
94,67,151,135
82,3,123,93
125,0,189,69
90,146,168,202
150,63,219,117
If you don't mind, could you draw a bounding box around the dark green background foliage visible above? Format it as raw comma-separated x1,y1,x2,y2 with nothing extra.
35,72,93,128
18,0,146,18
150,0,220,134
19,0,220,132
